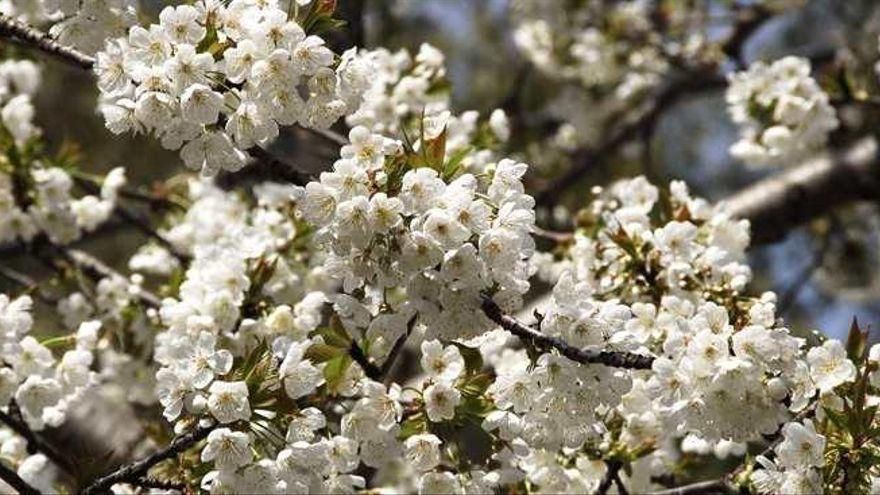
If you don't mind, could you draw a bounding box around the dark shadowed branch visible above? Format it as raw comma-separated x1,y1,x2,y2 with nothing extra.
80,423,214,494
0,459,40,495
481,298,655,369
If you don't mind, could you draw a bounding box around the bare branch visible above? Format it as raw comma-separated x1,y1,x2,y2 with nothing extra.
0,407,76,476
80,423,214,495
53,246,162,308
722,137,880,244
534,75,726,207
0,459,40,495
481,298,655,370
348,340,382,381
0,14,95,69
650,479,735,495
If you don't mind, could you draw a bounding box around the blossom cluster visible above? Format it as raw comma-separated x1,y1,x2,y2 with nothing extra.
295,124,535,355
95,0,372,176
346,43,511,175
510,0,668,150
510,177,834,492
727,56,839,167
0,60,126,244
0,295,100,431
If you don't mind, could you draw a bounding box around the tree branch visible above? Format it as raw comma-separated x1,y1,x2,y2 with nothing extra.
0,407,76,476
80,423,213,495
0,459,40,495
722,137,880,245
650,479,735,495
51,246,162,308
481,298,655,369
0,14,95,69
348,340,382,381
534,75,726,207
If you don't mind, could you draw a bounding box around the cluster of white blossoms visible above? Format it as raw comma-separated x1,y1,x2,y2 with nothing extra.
727,56,839,167
0,294,100,431
0,60,126,244
0,0,136,55
510,0,667,151
295,123,535,357
511,0,666,96
346,43,511,175
499,177,828,492
151,178,335,422
94,0,372,176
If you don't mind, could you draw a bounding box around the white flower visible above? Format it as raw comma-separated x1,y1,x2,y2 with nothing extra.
180,84,224,125
807,339,856,393
279,341,325,399
776,420,825,470
207,381,251,424
404,433,442,472
286,407,326,443
420,340,465,383
159,5,205,45
424,381,461,422
419,471,462,495
15,376,65,430
201,428,252,469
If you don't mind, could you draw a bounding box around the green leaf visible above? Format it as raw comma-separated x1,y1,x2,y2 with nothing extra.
399,413,428,439
304,343,345,363
452,343,484,375
457,395,493,419
423,126,447,171
323,354,352,394
442,145,472,182
824,407,851,431
460,373,492,397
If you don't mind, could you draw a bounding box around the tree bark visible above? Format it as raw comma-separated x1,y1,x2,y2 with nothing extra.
722,137,880,244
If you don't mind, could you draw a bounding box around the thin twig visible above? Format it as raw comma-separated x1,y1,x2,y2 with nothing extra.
0,407,76,476
0,265,57,305
0,458,40,495
0,14,95,69
133,477,185,491
380,315,418,384
53,246,162,308
597,461,621,495
532,226,575,243
307,127,348,147
72,176,190,263
481,298,654,369
80,423,214,495
649,479,734,495
349,341,382,381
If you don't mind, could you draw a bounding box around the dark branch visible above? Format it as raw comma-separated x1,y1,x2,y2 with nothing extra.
534,75,726,207
0,458,40,495
481,298,655,370
650,479,735,495
349,340,382,381
72,176,190,263
53,246,162,308
0,407,76,476
80,423,213,495
0,14,95,69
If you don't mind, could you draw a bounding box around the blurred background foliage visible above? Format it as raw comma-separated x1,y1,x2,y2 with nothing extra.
7,0,880,341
